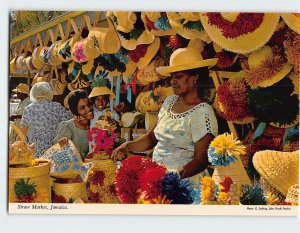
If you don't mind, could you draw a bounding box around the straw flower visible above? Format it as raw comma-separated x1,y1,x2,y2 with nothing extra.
208,133,245,166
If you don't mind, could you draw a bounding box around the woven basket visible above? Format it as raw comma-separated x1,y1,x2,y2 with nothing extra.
53,180,87,202
86,159,119,203
9,160,51,203
212,155,252,186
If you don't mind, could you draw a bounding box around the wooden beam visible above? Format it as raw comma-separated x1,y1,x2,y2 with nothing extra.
10,11,86,45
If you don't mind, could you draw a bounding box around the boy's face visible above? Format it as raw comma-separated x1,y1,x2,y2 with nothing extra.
94,95,109,111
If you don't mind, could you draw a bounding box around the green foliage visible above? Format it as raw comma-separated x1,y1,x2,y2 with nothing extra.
14,178,37,199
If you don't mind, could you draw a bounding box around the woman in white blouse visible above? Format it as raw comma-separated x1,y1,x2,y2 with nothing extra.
112,39,218,180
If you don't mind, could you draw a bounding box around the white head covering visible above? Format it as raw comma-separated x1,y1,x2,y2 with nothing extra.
30,81,53,102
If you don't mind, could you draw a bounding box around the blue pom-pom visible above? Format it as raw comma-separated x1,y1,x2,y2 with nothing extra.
160,171,194,204
208,147,237,166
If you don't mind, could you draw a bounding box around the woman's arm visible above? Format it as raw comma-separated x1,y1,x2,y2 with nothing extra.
111,121,158,162
178,133,214,179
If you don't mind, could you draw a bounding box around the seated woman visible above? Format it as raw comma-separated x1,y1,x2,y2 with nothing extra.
20,82,71,157
54,89,94,158
89,86,120,128
112,39,218,183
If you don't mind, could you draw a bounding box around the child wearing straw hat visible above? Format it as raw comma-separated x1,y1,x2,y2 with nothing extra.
89,86,120,129
112,38,218,185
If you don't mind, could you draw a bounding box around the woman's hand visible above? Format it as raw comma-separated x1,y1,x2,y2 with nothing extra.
111,141,130,163
73,115,86,121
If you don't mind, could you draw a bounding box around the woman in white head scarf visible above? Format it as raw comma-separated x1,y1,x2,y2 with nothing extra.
20,82,71,157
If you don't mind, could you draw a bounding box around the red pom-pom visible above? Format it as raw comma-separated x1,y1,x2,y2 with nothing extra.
139,166,167,200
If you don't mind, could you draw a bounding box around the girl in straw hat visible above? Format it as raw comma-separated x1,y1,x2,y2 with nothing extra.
112,39,218,185
89,86,119,129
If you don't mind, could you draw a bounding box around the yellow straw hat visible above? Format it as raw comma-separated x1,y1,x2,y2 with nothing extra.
16,53,27,70
281,13,300,34
137,57,165,86
253,150,299,196
31,73,50,87
64,91,72,110
9,57,17,74
47,41,63,66
50,78,67,96
133,37,160,70
200,13,280,53
58,33,82,63
81,60,94,75
32,46,46,69
12,83,30,95
141,12,177,36
167,12,211,42
242,45,293,88
156,38,218,76
285,184,299,205
88,86,116,100
24,56,36,71
107,11,155,51
87,22,121,54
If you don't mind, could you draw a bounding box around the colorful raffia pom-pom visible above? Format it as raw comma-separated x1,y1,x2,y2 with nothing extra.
240,184,267,205
200,176,216,204
208,133,246,166
160,171,194,204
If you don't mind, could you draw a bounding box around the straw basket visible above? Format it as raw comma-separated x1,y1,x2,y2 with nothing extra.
52,180,87,202
9,160,51,203
285,184,299,205
212,155,252,187
145,112,158,131
86,159,119,203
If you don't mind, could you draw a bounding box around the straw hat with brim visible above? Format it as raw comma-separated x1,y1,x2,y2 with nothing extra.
16,54,27,70
67,76,90,91
32,46,46,69
88,26,121,54
167,12,211,42
12,83,30,95
81,60,94,75
285,184,299,205
58,33,82,63
89,86,116,100
243,46,293,88
50,78,67,96
119,29,155,51
71,37,101,63
47,41,63,66
200,13,280,54
141,12,177,37
253,150,299,196
31,74,50,87
108,11,136,33
156,38,218,76
137,57,165,86
10,57,17,74
64,92,72,110
281,13,300,34
24,56,36,71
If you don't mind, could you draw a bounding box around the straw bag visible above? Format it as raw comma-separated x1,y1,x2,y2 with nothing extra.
212,155,252,187
9,123,51,203
86,159,119,203
52,180,88,203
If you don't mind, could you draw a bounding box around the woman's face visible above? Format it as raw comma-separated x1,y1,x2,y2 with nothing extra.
94,95,109,111
77,98,94,120
170,71,197,96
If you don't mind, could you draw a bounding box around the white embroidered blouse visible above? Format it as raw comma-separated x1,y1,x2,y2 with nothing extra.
153,95,218,171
